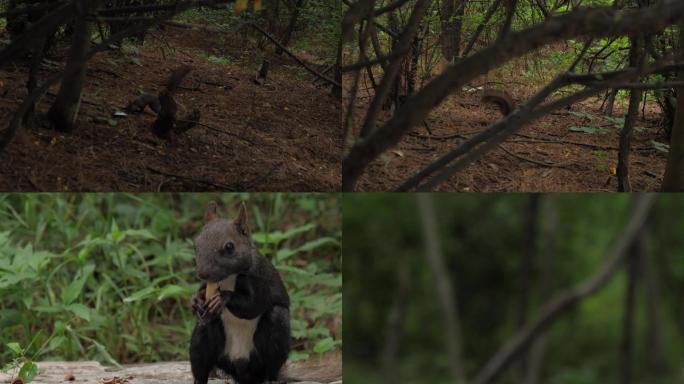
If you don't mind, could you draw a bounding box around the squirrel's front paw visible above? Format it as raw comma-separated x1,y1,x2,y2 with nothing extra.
206,290,230,318
190,291,207,319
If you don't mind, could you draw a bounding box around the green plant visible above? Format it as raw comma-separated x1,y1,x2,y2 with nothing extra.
2,331,62,384
207,54,233,65
0,194,341,366
591,150,611,173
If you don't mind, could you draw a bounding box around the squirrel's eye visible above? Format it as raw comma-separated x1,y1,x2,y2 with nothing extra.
223,241,235,254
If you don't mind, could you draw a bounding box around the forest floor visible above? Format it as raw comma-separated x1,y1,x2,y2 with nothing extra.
0,24,341,191
348,74,669,192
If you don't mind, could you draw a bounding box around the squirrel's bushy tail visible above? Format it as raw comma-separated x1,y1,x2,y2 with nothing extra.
482,89,515,116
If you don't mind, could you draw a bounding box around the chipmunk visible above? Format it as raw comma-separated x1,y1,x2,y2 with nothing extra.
481,89,515,116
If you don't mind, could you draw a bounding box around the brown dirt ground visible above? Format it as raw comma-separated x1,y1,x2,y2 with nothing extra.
348,78,668,192
0,25,341,191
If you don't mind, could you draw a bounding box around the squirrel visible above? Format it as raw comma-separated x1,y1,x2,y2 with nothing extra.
125,65,200,138
125,93,161,114
125,65,190,115
189,201,291,384
481,89,515,116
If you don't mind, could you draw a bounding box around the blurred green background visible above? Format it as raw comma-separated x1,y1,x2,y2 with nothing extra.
0,193,341,371
344,193,684,384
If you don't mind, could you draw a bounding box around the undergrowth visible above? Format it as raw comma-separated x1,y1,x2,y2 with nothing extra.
0,193,341,380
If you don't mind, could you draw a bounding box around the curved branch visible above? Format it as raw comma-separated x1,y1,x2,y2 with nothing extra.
342,1,684,190
473,194,656,384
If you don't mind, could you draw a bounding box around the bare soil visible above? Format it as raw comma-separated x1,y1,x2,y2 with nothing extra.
0,25,341,191
349,81,668,192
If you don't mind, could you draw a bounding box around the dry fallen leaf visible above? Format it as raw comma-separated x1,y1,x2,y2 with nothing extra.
392,150,404,157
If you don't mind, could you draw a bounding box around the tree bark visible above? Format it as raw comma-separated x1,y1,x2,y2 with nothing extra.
46,0,96,132
617,35,644,192
439,0,465,62
276,0,305,55
619,200,642,384
525,195,558,384
604,89,617,116
380,251,411,384
517,194,540,380
416,194,465,383
662,19,684,191
641,217,667,375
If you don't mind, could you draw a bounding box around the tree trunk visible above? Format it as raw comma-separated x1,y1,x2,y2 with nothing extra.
276,0,305,55
416,194,465,383
406,32,421,97
525,195,558,384
662,19,684,191
46,0,96,132
617,35,643,192
24,35,47,125
452,1,466,58
380,251,411,384
439,0,454,61
620,200,643,384
604,89,618,116
641,218,667,376
517,194,540,380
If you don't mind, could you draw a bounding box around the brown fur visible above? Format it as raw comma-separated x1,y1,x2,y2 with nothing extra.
481,89,515,116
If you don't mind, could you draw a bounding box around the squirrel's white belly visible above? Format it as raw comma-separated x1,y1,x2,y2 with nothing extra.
218,275,260,360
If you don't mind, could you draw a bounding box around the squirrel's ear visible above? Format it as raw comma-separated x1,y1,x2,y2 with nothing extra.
233,202,250,236
204,201,219,223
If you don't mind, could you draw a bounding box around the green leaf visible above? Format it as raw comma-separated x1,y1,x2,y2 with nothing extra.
7,342,23,355
44,335,65,354
651,140,670,153
122,229,156,240
110,220,122,243
123,286,157,303
65,303,92,321
252,223,315,245
90,340,121,368
32,305,61,314
60,264,95,305
18,361,38,381
569,126,604,134
276,237,339,260
288,351,309,361
275,265,311,275
0,270,38,289
313,337,335,353
156,284,189,301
